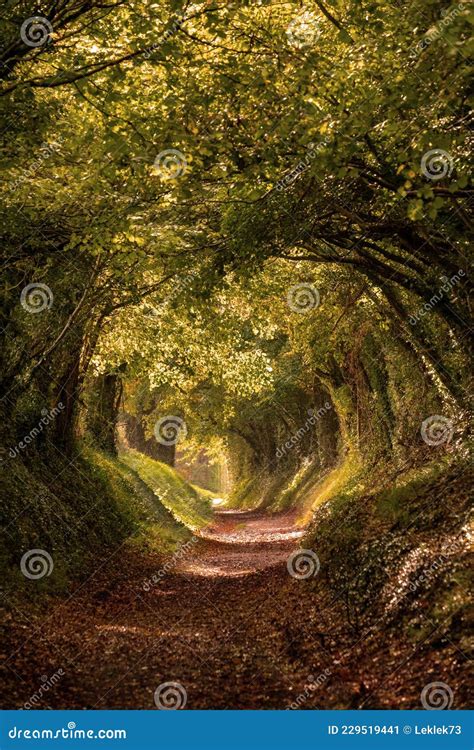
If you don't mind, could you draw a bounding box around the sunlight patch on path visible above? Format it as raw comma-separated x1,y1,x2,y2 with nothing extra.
172,510,306,578
211,497,226,507
198,527,305,543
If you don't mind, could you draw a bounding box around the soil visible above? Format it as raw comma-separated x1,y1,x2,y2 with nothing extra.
1,510,469,709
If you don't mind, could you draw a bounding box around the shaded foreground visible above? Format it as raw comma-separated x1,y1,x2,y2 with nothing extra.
1,509,470,710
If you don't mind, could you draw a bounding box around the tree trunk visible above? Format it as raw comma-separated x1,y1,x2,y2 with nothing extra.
52,347,82,453
121,412,176,466
86,372,122,455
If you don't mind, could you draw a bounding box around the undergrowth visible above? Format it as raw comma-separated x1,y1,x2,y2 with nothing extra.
303,450,472,640
120,449,212,530
0,446,207,603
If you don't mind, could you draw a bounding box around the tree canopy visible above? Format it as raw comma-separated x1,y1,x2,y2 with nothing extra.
1,0,471,469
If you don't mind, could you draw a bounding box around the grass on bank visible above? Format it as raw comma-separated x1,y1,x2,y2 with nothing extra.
119,449,212,531
224,451,361,521
290,452,362,525
0,445,211,603
302,451,472,638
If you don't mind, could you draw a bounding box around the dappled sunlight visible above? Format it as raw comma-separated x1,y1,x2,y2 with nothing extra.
0,0,471,717
170,510,307,577
95,624,157,637
178,564,258,578
199,528,305,544
211,497,226,507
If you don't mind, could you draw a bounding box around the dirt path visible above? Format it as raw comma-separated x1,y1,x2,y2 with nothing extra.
175,508,305,577
3,510,319,709
1,509,469,709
